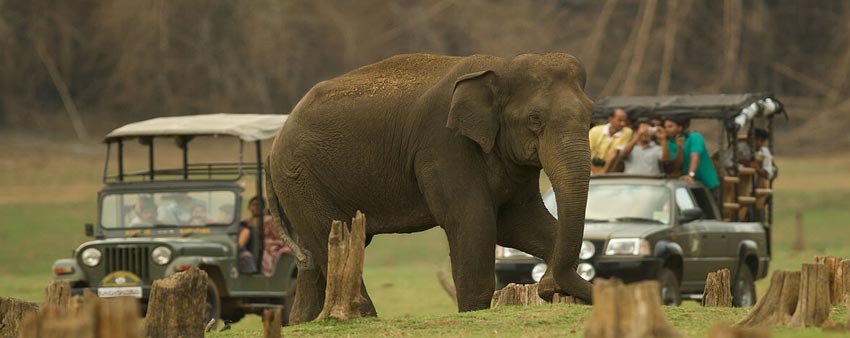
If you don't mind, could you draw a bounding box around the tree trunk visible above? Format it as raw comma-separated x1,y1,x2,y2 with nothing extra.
792,211,804,251
0,297,39,338
813,256,849,305
19,290,142,338
702,269,732,307
736,270,800,327
262,308,282,338
316,211,367,321
708,323,769,338
43,280,70,315
584,279,681,338
492,283,546,307
788,263,831,327
621,0,657,95
144,267,208,338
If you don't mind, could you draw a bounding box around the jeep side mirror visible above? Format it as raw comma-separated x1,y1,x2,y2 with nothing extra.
85,223,94,237
678,208,704,224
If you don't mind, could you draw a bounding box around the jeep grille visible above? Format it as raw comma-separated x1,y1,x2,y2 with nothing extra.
104,246,151,280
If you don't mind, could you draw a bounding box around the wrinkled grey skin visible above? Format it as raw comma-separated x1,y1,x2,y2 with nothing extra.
268,53,592,324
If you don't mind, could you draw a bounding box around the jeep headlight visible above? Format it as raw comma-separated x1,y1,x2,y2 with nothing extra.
577,263,596,281
495,246,533,259
579,240,595,260
531,263,547,282
151,246,172,265
604,238,651,256
81,248,102,267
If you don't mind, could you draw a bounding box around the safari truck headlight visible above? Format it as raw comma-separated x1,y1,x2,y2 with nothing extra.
531,263,548,282
604,238,651,256
579,240,596,260
81,248,102,267
152,246,172,265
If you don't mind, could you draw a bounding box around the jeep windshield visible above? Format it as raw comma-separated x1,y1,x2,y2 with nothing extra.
100,191,237,228
544,184,671,225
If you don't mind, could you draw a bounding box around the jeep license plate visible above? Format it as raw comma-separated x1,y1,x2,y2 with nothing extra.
97,287,142,298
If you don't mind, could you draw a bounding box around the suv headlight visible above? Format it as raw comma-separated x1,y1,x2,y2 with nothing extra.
579,240,595,260
81,248,102,267
604,238,651,256
495,246,533,259
152,246,172,265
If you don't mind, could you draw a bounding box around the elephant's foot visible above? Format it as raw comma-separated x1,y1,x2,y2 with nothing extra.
537,269,593,304
289,269,325,325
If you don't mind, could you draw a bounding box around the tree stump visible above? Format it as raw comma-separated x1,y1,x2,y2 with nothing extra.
584,279,681,338
552,293,588,305
813,256,849,305
736,270,800,327
708,323,770,338
262,308,282,338
316,211,367,321
19,290,142,338
0,297,39,338
43,280,70,315
702,269,733,307
492,283,546,307
788,263,830,327
144,267,208,338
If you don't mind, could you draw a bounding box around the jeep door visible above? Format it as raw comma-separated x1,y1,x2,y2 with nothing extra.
674,187,729,292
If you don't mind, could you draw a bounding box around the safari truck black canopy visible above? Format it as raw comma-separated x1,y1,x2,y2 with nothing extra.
592,93,785,122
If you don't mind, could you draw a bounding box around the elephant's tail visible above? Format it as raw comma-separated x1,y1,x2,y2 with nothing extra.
264,156,314,270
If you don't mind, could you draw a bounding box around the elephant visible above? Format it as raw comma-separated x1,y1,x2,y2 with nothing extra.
266,53,593,324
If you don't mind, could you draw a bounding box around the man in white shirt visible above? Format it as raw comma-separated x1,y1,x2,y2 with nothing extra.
617,118,667,174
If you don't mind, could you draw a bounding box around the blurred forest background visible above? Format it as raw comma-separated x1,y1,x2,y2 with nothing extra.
2,0,849,153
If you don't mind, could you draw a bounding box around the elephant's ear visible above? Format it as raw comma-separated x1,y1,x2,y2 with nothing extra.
447,70,499,153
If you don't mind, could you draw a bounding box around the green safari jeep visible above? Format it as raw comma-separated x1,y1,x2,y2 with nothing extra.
51,114,297,324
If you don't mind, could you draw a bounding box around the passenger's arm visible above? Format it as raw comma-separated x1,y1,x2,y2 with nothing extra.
238,227,250,249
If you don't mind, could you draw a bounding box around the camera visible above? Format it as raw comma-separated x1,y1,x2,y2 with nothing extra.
648,126,658,134
591,157,606,167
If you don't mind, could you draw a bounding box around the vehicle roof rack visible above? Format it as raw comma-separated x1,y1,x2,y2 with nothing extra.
592,93,785,121
104,113,287,142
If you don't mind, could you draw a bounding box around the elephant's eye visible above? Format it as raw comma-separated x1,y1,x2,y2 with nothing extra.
528,113,542,126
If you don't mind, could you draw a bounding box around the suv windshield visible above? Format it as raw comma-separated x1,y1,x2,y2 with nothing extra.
100,191,237,228
544,184,671,225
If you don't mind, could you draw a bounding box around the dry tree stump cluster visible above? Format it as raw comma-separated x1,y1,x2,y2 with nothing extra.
18,281,143,338
737,256,850,328
702,268,732,307
317,211,368,321
584,279,681,338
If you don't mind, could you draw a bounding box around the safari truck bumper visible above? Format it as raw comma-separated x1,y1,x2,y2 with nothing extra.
495,257,662,285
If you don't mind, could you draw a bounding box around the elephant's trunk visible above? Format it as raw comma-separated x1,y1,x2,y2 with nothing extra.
539,129,593,303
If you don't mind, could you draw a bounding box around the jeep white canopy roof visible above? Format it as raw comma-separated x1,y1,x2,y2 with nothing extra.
104,113,288,142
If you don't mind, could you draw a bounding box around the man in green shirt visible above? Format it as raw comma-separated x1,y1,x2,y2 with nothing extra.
661,117,719,192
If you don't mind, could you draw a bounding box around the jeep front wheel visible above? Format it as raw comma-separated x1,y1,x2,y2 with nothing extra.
732,263,756,307
658,268,682,306
205,277,221,323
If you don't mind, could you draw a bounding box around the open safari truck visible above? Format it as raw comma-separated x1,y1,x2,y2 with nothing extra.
51,114,296,323
496,93,785,306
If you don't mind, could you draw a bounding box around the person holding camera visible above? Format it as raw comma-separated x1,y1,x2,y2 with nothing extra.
613,117,667,174
589,108,633,174
661,116,719,192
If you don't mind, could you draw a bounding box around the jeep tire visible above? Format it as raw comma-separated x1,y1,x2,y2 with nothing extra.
658,268,682,306
732,263,756,307
205,277,222,323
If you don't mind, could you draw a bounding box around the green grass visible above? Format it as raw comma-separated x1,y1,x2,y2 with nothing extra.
2,143,850,337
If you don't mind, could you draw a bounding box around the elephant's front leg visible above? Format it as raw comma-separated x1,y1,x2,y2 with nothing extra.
443,212,498,311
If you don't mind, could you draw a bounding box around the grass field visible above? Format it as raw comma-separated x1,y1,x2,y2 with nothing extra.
1,136,849,337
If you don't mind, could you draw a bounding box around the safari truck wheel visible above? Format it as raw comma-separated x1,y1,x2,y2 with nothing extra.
658,268,682,306
206,277,222,323
732,263,756,307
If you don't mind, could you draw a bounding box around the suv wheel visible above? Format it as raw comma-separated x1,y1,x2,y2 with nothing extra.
205,277,222,323
732,263,756,307
658,268,682,306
